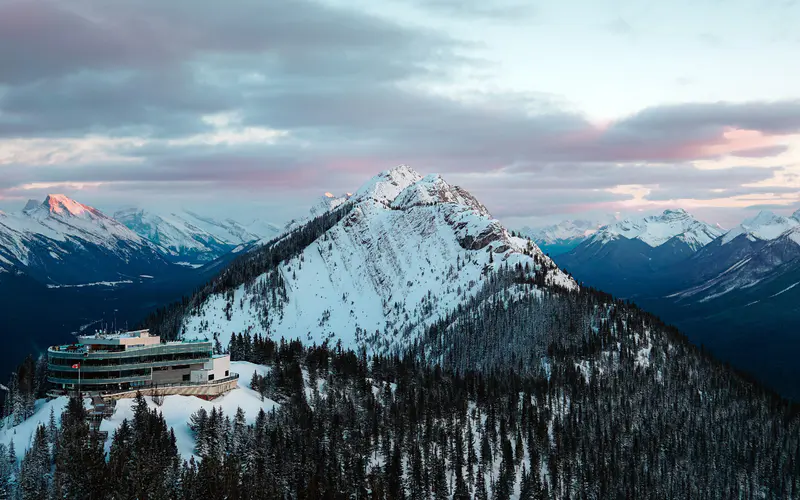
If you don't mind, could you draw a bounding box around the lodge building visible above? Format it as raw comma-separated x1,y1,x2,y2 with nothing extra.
47,329,237,399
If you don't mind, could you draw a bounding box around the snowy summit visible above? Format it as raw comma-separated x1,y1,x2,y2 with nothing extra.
181,165,576,353
587,208,723,250
720,210,800,245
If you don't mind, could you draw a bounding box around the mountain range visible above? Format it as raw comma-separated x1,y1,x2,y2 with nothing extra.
541,207,800,399
0,166,796,497
134,170,800,400
126,165,799,496
114,208,281,265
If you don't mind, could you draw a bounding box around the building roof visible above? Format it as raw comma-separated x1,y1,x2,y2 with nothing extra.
78,328,151,340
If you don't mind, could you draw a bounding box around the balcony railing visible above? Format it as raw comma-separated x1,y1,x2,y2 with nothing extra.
48,356,211,373
46,373,240,397
47,374,152,385
48,342,213,360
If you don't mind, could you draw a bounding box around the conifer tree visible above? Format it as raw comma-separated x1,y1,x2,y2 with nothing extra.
18,425,50,500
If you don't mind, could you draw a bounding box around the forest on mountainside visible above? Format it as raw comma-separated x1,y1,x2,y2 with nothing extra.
5,330,798,499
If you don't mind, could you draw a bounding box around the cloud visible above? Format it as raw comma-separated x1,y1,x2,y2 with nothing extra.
0,0,467,137
3,0,800,223
729,145,790,158
643,185,800,202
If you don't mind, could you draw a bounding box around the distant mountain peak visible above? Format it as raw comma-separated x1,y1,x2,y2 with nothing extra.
38,194,95,217
721,210,799,244
22,199,40,213
115,208,279,263
588,208,721,250
661,208,689,218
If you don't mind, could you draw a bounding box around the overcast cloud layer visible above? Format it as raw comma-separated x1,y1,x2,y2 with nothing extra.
1,0,799,228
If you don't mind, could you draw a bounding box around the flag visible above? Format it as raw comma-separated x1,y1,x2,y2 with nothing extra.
71,363,80,369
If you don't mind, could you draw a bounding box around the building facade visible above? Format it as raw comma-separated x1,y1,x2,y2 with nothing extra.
47,329,234,395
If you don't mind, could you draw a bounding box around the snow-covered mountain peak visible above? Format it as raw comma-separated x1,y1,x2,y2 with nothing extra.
352,164,423,205
39,194,95,217
749,210,783,225
721,210,799,245
0,194,163,282
588,208,722,250
20,195,136,238
660,208,690,219
390,173,490,216
181,168,576,353
522,216,621,250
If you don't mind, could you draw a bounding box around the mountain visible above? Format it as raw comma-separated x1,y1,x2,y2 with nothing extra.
0,194,172,285
115,208,281,264
555,209,724,297
586,208,723,250
122,165,800,496
520,217,613,255
720,210,799,245
151,166,574,349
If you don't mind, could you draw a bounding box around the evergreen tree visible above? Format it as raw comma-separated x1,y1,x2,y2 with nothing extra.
18,425,50,500
53,396,108,500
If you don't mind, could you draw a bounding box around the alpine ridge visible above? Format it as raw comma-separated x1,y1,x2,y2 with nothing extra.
151,165,574,352
521,217,614,255
586,208,723,250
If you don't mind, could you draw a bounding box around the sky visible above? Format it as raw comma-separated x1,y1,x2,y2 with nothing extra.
1,0,800,230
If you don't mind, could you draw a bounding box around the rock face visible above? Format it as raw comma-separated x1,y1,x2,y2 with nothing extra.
180,166,575,352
